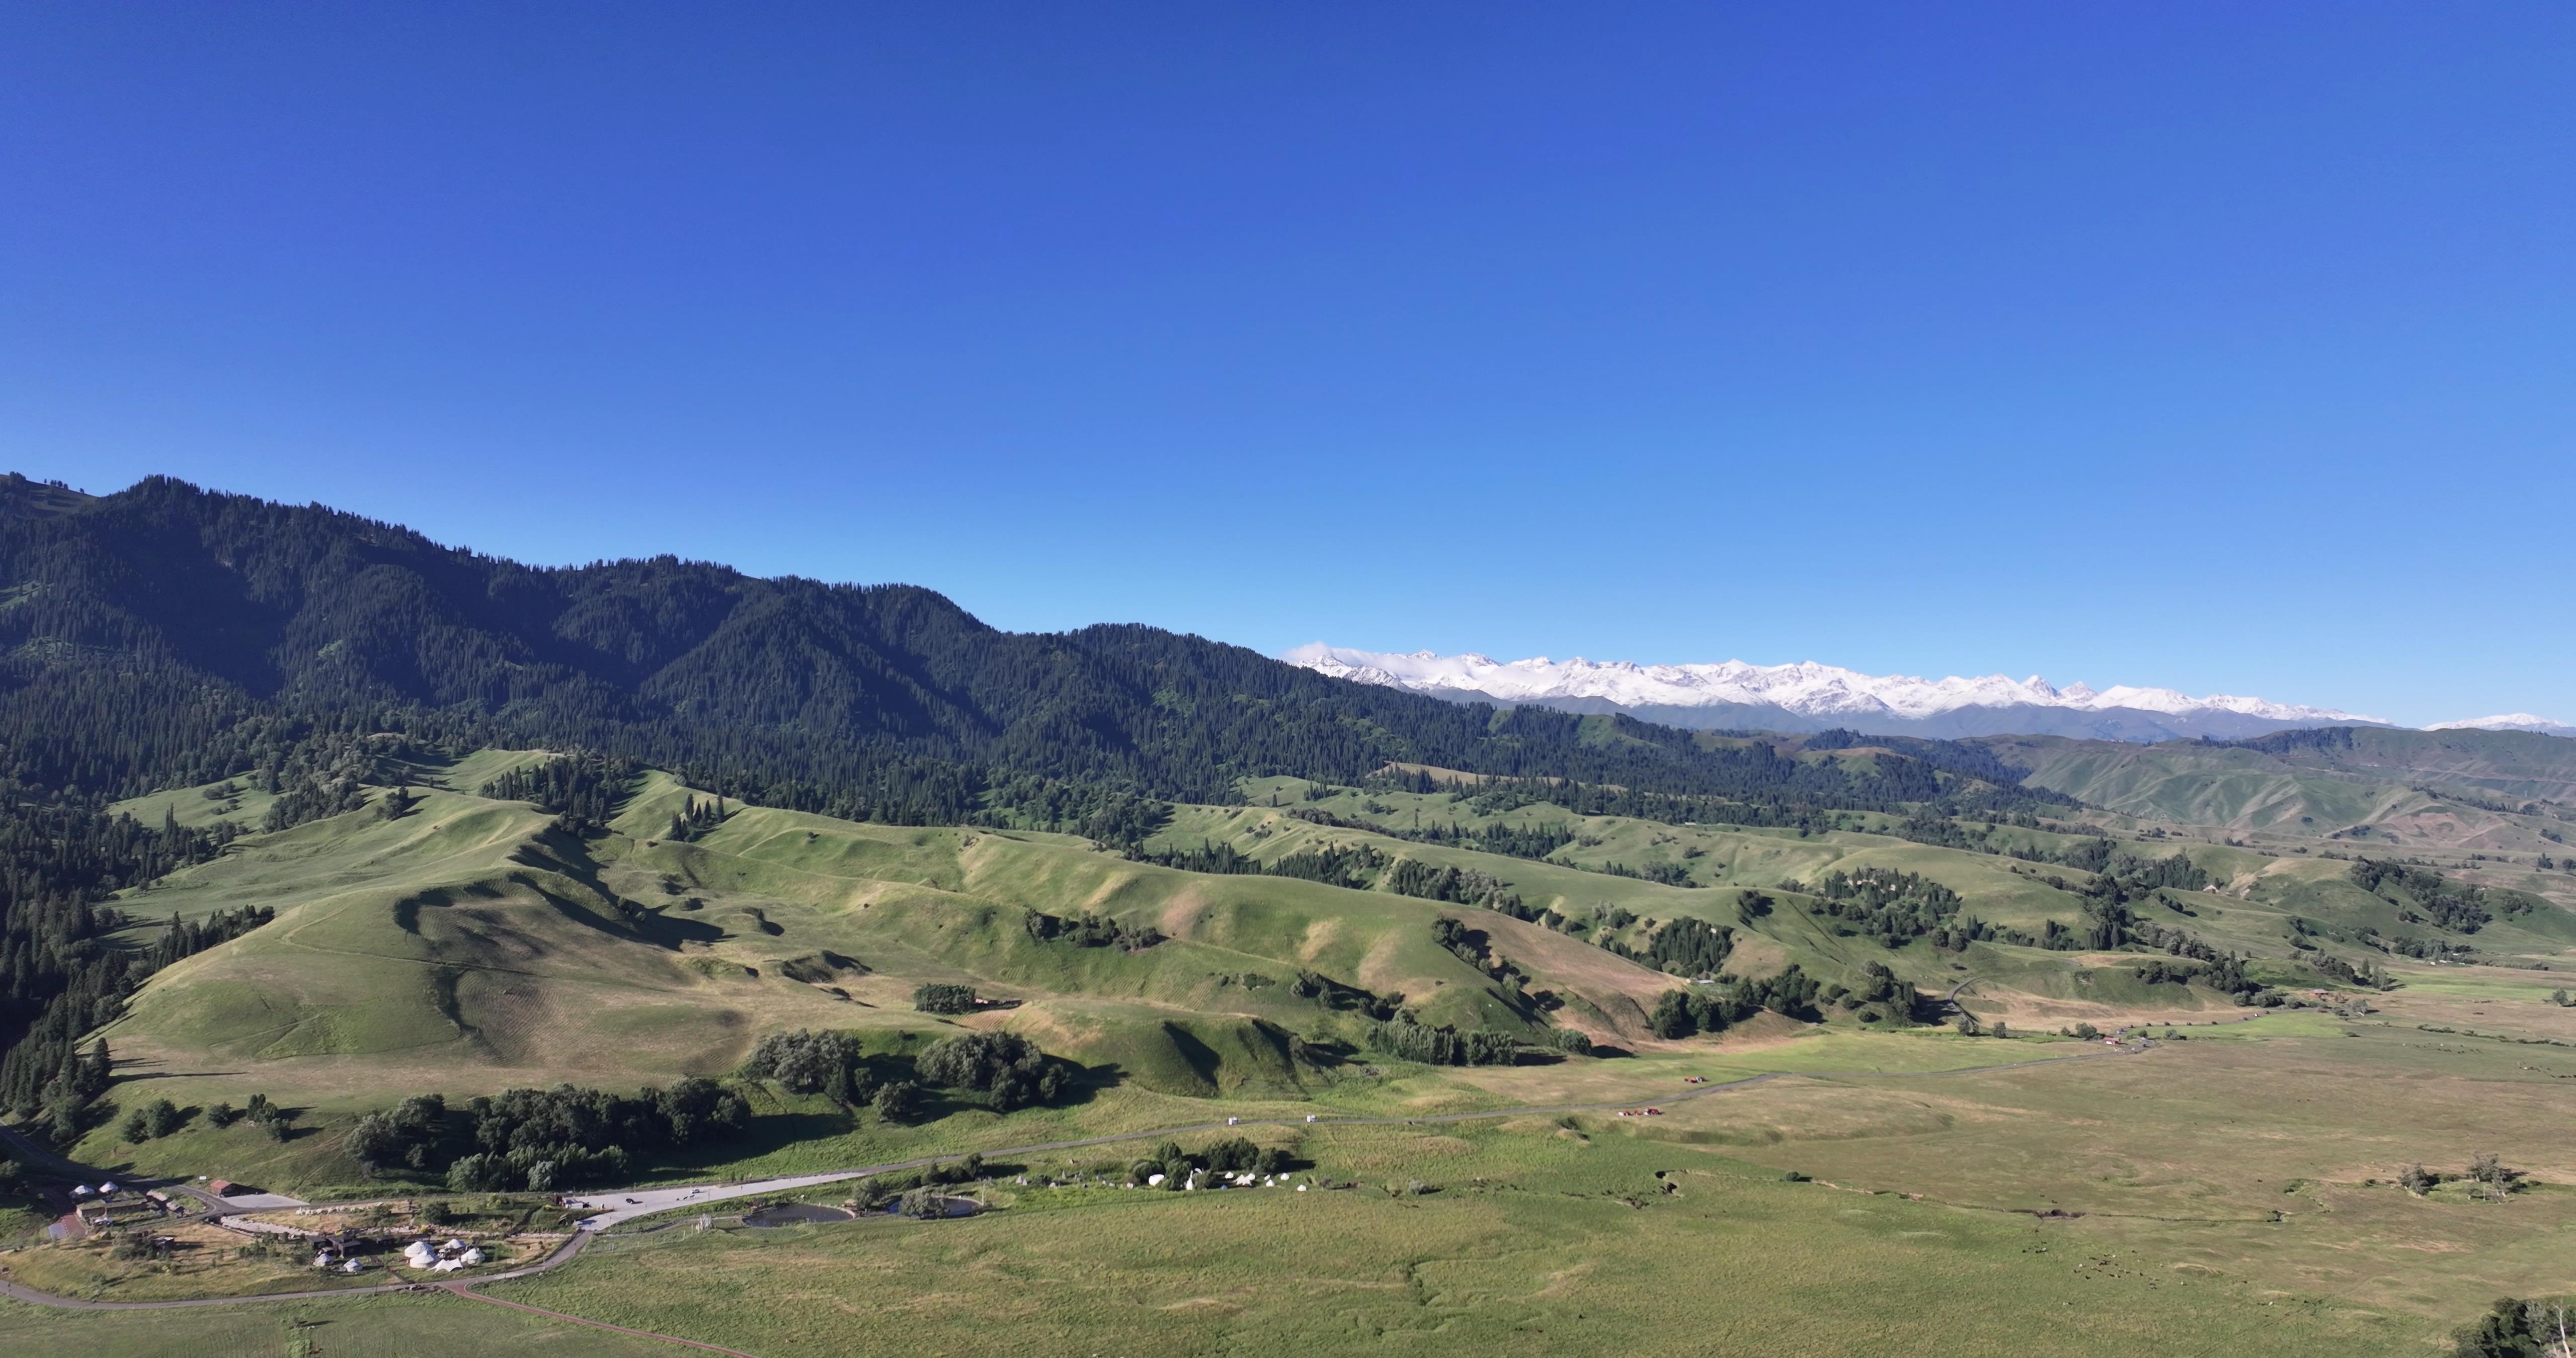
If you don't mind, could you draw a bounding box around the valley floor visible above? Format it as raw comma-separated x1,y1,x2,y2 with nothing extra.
9,1002,2576,1356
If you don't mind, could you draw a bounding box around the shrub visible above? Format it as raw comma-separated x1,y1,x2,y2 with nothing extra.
145,1097,182,1137
447,1153,511,1193
871,1080,922,1123
912,984,978,1014
740,1030,867,1098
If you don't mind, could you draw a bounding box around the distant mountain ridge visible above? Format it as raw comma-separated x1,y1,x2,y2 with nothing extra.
2428,714,2576,737
0,474,2071,819
1281,644,2548,743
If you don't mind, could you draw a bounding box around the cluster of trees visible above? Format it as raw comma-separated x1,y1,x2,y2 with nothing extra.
1348,811,1578,863
2119,923,2273,1000
346,1080,753,1191
1129,1135,1294,1188
2352,859,2504,933
2105,851,2210,891
2053,894,2140,952
912,983,981,1014
1649,987,1748,1039
480,754,640,837
981,777,1173,849
1796,869,1967,948
1599,859,1697,887
201,1090,300,1141
1024,909,1163,951
0,800,250,1127
917,1031,1069,1111
1383,859,1521,911
1649,964,1823,1039
661,794,728,843
1261,844,1389,887
262,758,375,831
345,1094,458,1172
2132,958,2197,986
144,905,274,970
740,1030,868,1098
1126,838,1386,891
1401,771,1922,838
1289,969,1404,1021
1830,962,1923,1023
1426,916,1538,1000
2452,1295,2570,1357
118,1094,185,1142
1882,807,2066,855
742,1027,1072,1118
1363,1016,1522,1066
1605,915,1734,977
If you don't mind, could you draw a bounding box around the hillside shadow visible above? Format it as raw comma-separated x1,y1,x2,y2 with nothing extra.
627,907,727,948
1066,1061,1128,1103
666,1108,858,1172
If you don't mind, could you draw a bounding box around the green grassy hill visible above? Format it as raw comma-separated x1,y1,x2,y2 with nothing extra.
58,748,2576,1197
1981,734,2576,872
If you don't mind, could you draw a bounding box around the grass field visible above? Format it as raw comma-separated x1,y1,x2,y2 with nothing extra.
18,750,2576,1354
0,1291,680,1358
119,1016,2554,1355
466,1007,2576,1358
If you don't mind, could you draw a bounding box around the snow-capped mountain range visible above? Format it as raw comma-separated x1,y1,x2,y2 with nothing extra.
1283,645,2567,743
2426,714,2576,736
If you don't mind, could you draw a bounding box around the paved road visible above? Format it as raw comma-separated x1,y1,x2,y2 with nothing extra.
0,1040,2151,1330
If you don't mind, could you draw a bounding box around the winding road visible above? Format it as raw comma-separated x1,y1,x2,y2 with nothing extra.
0,1036,2168,1346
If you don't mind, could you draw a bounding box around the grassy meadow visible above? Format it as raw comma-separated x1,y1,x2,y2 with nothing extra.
13,748,2576,1355
474,1009,2572,1358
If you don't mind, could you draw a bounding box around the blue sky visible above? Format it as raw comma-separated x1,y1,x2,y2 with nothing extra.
5,4,2570,726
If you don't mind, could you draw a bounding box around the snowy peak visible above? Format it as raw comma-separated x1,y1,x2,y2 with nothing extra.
1282,644,2386,728
2426,713,2576,736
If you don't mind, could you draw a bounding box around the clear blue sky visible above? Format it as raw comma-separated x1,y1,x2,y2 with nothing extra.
6,4,2570,725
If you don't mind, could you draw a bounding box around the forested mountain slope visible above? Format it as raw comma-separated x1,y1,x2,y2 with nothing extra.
0,474,2053,823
